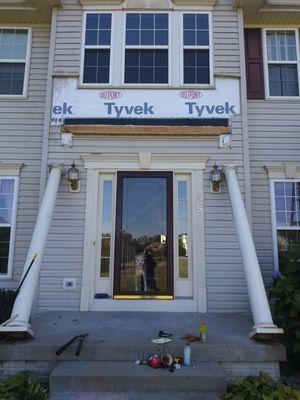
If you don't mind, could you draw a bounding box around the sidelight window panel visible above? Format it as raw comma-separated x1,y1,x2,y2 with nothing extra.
100,180,113,278
177,179,190,280
0,178,17,276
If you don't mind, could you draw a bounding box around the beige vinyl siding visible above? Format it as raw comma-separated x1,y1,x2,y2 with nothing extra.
53,0,240,79
248,100,300,284
39,114,249,313
53,0,82,76
213,0,240,77
0,28,50,288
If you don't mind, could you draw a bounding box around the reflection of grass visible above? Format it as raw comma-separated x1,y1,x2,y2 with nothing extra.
179,257,188,279
120,261,167,293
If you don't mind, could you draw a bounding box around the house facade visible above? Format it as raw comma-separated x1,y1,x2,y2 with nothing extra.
0,0,299,337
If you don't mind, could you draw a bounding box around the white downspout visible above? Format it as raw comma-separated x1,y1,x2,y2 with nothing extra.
0,164,64,337
224,165,283,339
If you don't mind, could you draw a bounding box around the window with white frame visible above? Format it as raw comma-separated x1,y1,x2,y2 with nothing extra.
177,179,190,279
0,28,30,95
83,13,112,84
0,178,17,277
82,11,212,86
265,30,300,97
273,180,300,266
124,13,169,84
183,13,210,84
99,179,113,278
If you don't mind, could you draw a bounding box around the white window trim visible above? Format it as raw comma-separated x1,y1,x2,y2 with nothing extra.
180,11,213,87
79,11,214,89
270,178,300,272
0,27,32,99
0,176,19,280
263,28,300,100
80,12,114,87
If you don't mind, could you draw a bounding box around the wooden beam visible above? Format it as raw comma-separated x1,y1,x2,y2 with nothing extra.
61,124,231,137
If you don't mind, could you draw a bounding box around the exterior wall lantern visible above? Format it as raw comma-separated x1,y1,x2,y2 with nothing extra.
68,161,80,192
210,164,223,193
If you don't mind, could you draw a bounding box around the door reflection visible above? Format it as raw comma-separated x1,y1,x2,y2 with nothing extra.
119,177,168,294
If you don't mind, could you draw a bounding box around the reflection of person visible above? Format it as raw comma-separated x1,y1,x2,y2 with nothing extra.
144,250,159,291
135,253,147,292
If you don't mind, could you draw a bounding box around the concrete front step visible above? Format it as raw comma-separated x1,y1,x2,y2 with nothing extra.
50,391,222,400
49,361,226,395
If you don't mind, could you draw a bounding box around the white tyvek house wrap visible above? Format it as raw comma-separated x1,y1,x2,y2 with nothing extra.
51,77,241,125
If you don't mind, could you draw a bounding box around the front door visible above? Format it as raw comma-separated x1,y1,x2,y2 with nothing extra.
114,172,173,299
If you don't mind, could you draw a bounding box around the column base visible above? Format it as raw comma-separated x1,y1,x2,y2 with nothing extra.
250,324,284,341
0,323,33,338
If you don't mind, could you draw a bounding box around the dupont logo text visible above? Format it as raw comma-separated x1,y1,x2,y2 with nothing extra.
99,90,122,100
179,90,203,99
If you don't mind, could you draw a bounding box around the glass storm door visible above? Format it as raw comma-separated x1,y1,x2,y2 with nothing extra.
114,172,173,299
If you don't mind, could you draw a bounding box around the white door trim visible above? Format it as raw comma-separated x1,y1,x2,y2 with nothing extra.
80,152,208,312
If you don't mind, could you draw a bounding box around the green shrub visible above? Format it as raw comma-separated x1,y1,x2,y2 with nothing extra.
0,373,48,400
0,290,16,324
269,241,300,374
222,371,300,400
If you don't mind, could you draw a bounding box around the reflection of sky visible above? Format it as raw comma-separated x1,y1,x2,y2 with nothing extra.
0,180,14,224
122,178,167,238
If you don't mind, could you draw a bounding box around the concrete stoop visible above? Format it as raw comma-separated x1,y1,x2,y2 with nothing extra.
49,360,226,400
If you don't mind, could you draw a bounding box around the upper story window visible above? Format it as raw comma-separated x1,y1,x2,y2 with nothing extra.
82,11,212,87
83,13,112,84
0,28,30,96
183,14,210,84
265,30,300,97
124,13,169,84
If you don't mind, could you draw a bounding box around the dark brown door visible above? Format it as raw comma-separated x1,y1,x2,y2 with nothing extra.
114,172,173,298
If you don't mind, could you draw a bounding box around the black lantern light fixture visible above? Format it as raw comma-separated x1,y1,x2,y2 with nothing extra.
210,164,223,193
68,161,80,192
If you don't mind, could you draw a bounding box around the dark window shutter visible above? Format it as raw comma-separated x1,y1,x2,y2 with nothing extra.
244,29,265,99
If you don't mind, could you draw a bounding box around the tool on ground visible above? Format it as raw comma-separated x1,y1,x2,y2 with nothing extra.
158,330,173,338
15,253,38,296
184,342,192,366
200,321,208,343
56,333,89,356
151,337,173,344
161,353,173,367
1,253,38,325
173,357,183,369
149,355,161,369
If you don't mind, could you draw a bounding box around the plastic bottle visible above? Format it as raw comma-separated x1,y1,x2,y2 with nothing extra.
184,342,191,366
200,321,208,343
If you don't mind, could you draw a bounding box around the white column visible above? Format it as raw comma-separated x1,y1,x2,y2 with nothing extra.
224,165,283,338
1,164,64,336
